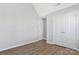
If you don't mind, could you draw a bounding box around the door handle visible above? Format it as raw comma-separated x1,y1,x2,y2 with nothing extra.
60,32,65,33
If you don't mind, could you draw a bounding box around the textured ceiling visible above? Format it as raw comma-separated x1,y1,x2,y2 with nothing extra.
32,3,77,17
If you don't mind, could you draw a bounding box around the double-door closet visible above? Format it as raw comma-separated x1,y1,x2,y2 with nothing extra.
47,10,79,51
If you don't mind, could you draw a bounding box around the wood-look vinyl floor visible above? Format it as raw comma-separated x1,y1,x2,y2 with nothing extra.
0,40,79,55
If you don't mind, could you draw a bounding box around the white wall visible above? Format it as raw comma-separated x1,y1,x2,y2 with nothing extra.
0,3,43,51
33,3,77,17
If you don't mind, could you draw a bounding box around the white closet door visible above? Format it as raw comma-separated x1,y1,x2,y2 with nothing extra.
52,11,78,49
52,14,65,45
63,12,77,49
75,11,79,50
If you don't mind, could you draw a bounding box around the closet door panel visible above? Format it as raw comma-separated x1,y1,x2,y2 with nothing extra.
63,12,77,49
47,16,53,42
52,15,65,45
76,11,79,50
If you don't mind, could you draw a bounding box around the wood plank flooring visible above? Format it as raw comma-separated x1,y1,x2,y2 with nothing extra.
0,40,79,55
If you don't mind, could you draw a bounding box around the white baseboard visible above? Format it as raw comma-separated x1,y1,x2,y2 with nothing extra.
46,40,79,51
0,38,43,52
46,40,54,44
